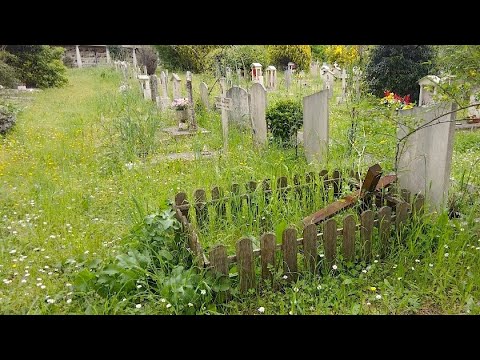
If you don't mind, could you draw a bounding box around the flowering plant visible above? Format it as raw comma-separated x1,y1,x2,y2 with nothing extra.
380,91,414,110
171,98,189,110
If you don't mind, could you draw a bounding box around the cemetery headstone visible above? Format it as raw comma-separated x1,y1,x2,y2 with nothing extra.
150,75,159,104
226,86,250,126
397,102,456,211
186,71,197,129
285,69,292,93
199,82,210,110
249,82,268,146
172,73,181,100
138,74,151,100
215,78,233,151
303,89,329,163
159,71,170,110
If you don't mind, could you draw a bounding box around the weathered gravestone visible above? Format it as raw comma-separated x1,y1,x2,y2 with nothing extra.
158,71,170,108
215,78,233,151
138,74,151,100
172,73,181,100
397,102,456,211
285,69,292,93
303,89,329,164
249,82,267,146
150,75,158,104
186,71,197,129
199,82,209,110
226,86,250,126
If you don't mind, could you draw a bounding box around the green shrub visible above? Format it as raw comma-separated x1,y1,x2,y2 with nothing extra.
5,45,68,88
267,45,312,71
0,50,19,88
204,45,269,74
0,102,17,135
155,45,219,72
311,45,327,62
365,45,435,101
266,99,303,146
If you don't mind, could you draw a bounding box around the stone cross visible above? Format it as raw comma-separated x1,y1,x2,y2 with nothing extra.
215,77,233,151
186,71,197,130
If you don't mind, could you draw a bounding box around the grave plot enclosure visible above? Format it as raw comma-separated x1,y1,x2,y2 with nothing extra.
173,167,426,293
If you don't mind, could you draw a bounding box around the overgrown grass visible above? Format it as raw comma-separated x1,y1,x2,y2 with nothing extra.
0,67,479,314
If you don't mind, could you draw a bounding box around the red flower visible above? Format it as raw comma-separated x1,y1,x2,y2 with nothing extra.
403,94,411,104
384,90,390,97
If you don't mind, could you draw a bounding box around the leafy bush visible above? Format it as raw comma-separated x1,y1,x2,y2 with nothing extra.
204,45,269,74
0,56,19,88
73,207,220,314
267,45,312,71
365,45,435,101
0,101,17,135
5,45,67,88
324,45,359,66
155,45,219,72
137,46,158,75
266,99,303,146
311,45,327,62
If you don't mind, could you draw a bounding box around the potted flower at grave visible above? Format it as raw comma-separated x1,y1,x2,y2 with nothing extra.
171,98,190,130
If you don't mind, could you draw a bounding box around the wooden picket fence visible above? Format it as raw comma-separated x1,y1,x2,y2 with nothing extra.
173,169,425,293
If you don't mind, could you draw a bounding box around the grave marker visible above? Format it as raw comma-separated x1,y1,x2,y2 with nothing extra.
303,90,329,163
215,78,232,151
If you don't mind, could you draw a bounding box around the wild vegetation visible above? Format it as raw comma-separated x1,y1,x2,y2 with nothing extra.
1,45,480,314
